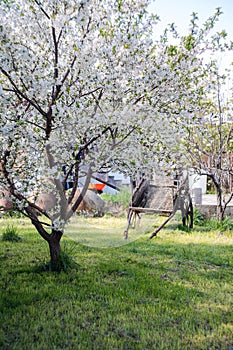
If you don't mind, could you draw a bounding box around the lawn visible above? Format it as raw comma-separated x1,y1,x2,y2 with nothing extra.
0,214,233,350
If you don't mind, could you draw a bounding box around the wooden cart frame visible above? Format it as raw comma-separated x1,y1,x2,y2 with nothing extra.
124,176,193,239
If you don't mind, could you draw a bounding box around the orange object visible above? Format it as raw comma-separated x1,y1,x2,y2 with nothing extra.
88,183,106,191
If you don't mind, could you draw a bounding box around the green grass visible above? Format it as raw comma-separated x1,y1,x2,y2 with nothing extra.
0,215,233,350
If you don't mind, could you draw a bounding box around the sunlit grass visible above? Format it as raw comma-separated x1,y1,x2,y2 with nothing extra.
65,214,157,247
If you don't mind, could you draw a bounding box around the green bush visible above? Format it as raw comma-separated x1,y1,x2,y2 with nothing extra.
206,217,233,232
193,208,207,226
101,188,131,209
2,225,21,242
193,208,233,231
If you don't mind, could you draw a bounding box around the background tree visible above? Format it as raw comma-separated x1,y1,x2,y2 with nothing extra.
181,66,233,221
154,9,233,222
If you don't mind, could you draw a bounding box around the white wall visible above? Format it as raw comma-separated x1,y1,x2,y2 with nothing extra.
189,171,207,194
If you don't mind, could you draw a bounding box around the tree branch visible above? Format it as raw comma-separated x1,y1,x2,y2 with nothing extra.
67,163,80,205
34,0,51,20
0,68,47,117
52,26,59,81
66,166,92,220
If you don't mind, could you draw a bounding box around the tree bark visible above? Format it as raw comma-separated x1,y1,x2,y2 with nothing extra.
48,230,63,271
216,186,224,222
211,175,225,222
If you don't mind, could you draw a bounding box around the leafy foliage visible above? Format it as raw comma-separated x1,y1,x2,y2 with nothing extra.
193,208,233,231
101,188,131,210
206,217,233,232
193,207,207,226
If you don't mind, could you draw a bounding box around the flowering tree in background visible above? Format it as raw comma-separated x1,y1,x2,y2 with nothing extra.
0,0,230,268
154,9,233,222
181,66,233,221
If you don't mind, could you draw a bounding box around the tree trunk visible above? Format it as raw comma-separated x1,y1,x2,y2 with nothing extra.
211,175,225,222
48,230,63,271
216,187,224,222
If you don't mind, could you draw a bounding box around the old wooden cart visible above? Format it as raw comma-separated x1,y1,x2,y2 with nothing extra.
124,175,193,239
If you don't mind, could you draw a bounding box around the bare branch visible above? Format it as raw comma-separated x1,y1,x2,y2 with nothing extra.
34,0,50,20
52,26,59,81
133,84,159,105
51,55,77,102
113,126,137,148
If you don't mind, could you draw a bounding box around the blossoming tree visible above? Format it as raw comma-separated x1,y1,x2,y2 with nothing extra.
181,66,233,221
0,0,228,268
